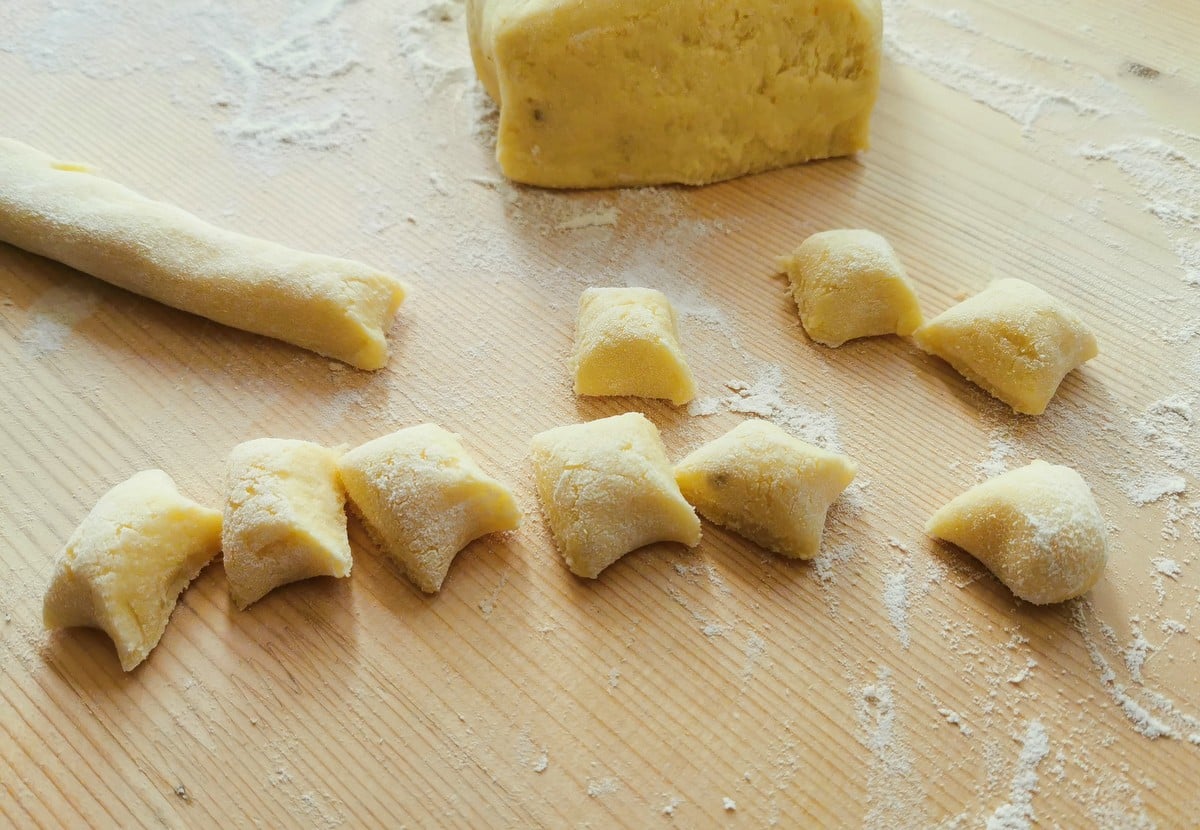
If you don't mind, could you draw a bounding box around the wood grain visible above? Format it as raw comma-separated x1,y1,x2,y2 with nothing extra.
2,1,1198,827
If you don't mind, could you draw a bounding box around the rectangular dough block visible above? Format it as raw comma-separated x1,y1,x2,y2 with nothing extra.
0,138,408,370
468,0,883,188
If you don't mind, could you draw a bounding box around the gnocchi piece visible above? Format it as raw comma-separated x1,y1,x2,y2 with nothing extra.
925,460,1108,604
674,420,857,559
43,470,223,671
571,287,697,406
467,0,883,188
338,424,522,593
222,439,353,610
778,229,923,347
530,412,701,578
912,278,1099,415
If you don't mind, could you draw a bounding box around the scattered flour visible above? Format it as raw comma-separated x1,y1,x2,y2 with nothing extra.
984,720,1049,830
660,795,683,816
1122,620,1153,684
1079,138,1200,287
555,206,620,231
586,777,619,798
19,283,101,358
882,566,911,650
976,435,1017,480
883,0,1127,136
723,365,843,452
855,669,928,829
1071,602,1187,741
741,633,768,684
722,797,737,811
208,0,372,160
1152,558,1182,578
1117,395,1197,506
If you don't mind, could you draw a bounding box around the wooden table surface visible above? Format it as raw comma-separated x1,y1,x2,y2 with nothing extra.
2,1,1199,827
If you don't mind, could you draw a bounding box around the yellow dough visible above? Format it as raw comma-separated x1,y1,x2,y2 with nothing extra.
222,439,353,610
912,278,1099,415
467,0,883,188
571,287,697,405
338,424,522,593
530,412,701,578
675,420,857,559
0,138,408,370
43,470,223,671
778,229,923,347
925,461,1108,605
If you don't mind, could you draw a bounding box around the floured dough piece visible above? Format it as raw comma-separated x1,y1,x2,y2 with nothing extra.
222,439,352,610
778,229,923,347
913,278,1098,415
926,461,1108,604
530,412,701,578
43,470,222,671
0,138,408,369
571,287,697,405
467,0,883,188
675,420,857,559
338,424,522,593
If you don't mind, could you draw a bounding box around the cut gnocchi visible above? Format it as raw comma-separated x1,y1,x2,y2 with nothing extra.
571,287,697,406
913,278,1098,415
925,460,1108,604
43,470,223,671
338,424,522,593
778,229,923,347
530,412,701,578
674,420,858,559
222,439,353,610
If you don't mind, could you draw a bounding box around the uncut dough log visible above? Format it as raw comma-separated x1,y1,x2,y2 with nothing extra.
467,0,883,188
675,420,857,559
338,424,523,593
926,461,1108,605
530,412,701,578
43,470,223,671
0,138,408,369
223,439,353,610
571,287,697,405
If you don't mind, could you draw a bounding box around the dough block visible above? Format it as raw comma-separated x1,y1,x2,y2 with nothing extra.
913,278,1099,415
779,229,923,347
530,412,701,578
571,287,697,405
223,439,353,610
43,470,223,671
926,461,1108,604
338,425,522,593
675,420,857,559
0,138,408,370
467,0,883,188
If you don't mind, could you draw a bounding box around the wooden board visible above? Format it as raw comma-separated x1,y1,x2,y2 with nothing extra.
2,1,1199,826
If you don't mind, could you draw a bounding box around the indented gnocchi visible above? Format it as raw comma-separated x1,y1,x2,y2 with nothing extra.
925,460,1108,604
530,412,701,579
338,424,522,593
913,278,1099,415
222,439,352,610
571,287,697,406
778,229,923,347
674,420,858,559
43,470,223,671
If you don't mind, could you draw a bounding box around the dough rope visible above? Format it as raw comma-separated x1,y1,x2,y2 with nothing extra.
0,137,408,370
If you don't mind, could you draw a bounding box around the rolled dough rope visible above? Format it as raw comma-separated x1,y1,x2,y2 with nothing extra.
0,138,408,370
